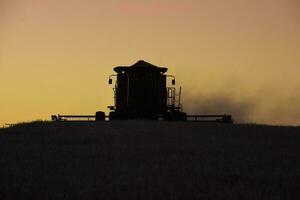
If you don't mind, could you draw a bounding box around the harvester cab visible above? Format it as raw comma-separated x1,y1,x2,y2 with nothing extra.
108,60,186,120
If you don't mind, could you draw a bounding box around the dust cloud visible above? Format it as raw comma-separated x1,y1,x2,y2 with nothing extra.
183,94,257,123
181,83,300,125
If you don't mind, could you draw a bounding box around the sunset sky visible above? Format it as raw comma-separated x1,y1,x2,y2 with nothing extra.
0,0,299,125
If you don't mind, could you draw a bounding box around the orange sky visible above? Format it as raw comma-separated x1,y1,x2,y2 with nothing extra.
0,0,300,125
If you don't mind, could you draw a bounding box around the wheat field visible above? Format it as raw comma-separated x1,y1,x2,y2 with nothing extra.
0,121,299,199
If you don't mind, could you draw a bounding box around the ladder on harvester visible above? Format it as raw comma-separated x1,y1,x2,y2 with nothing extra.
167,87,183,111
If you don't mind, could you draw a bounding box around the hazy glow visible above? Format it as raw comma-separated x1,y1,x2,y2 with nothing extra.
1,0,299,125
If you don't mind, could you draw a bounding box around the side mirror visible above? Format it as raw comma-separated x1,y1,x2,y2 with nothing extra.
172,79,175,85
109,78,112,84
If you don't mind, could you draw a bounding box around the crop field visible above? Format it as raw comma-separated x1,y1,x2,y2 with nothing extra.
0,121,299,199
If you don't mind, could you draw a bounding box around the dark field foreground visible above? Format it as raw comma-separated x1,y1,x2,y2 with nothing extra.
0,121,300,200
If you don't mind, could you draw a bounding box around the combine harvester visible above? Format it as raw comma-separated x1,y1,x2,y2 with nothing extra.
52,60,232,123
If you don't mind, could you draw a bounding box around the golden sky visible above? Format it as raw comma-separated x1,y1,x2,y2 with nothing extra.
0,0,300,125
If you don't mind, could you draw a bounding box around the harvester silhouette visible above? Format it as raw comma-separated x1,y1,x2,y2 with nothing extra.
52,60,232,123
